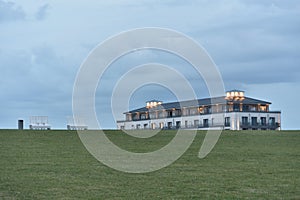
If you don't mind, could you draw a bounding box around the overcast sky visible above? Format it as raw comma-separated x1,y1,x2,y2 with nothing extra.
1,0,299,129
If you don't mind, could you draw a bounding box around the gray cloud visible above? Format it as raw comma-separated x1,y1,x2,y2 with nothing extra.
186,0,300,87
0,0,25,22
35,4,50,20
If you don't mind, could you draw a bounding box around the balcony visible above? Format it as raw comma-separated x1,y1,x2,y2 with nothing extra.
127,111,281,122
160,123,228,130
240,122,280,130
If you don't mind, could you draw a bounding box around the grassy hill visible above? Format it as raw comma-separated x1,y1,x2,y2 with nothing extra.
0,130,299,199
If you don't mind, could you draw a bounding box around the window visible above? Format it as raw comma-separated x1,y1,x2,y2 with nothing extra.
167,122,172,129
126,114,132,121
158,111,165,118
222,105,228,112
228,104,233,112
176,121,181,129
261,117,267,125
203,119,209,127
194,120,199,128
260,106,267,111
204,106,212,114
198,107,204,114
233,104,239,111
212,105,219,113
149,112,156,119
269,117,275,126
225,117,230,127
190,108,198,115
151,123,156,129
242,117,249,125
172,110,176,117
182,108,188,116
133,113,139,120
159,122,164,129
250,105,257,111
242,105,249,112
141,113,147,120
172,110,181,117
251,117,258,126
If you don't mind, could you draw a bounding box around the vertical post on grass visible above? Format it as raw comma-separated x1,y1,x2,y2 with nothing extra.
18,119,24,130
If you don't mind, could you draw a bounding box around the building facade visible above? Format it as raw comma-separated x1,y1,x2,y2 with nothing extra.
116,90,281,130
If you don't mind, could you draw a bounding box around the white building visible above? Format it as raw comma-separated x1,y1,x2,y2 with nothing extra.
116,90,281,131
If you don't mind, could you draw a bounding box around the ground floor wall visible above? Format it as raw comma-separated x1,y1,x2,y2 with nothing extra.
116,112,281,130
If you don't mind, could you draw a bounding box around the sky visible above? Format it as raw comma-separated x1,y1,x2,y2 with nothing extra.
0,0,299,129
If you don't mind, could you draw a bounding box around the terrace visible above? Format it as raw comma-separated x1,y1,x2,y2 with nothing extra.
119,103,280,122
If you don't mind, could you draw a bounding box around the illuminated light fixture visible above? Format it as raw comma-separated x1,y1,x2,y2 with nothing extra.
146,100,162,108
225,90,245,101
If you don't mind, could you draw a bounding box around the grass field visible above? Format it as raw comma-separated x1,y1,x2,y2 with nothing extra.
0,130,299,199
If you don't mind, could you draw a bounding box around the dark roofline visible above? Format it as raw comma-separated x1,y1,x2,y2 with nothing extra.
226,89,245,93
146,99,162,103
241,96,271,105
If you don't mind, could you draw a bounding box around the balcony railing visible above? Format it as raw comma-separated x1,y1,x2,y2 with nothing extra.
160,123,229,130
123,110,281,122
240,122,280,129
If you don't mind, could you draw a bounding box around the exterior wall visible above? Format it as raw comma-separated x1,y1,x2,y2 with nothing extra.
117,112,281,130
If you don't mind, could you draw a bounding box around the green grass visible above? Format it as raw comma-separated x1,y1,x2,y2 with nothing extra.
0,130,299,199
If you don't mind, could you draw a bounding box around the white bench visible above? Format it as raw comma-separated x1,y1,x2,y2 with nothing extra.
67,125,88,130
29,116,51,130
29,123,51,130
66,116,88,130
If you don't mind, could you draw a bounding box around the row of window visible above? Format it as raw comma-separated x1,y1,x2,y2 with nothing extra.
127,105,269,121
130,119,212,130
121,116,278,130
241,116,276,126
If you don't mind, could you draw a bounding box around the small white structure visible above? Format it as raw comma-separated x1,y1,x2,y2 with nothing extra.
29,116,51,130
67,116,88,130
